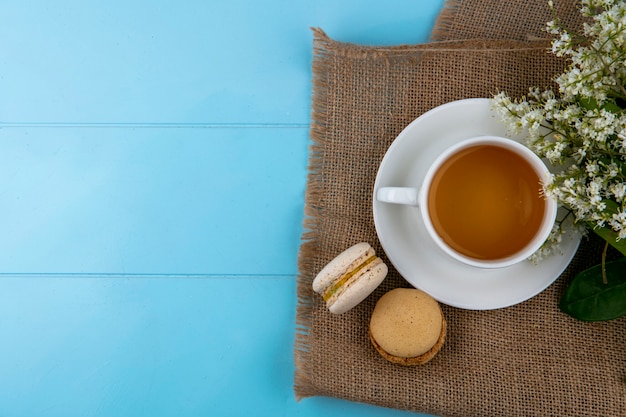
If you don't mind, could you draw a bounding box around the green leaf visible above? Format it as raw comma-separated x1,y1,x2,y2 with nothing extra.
560,258,626,321
602,198,620,213
603,101,622,113
618,160,626,177
589,222,626,257
579,96,600,111
578,96,622,113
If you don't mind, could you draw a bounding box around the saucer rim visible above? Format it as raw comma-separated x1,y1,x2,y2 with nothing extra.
372,98,582,310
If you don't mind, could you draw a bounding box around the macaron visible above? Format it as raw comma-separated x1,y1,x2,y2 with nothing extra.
369,288,446,365
312,242,388,314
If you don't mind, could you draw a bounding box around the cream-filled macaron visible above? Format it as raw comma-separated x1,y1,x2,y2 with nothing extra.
312,242,388,314
369,288,446,365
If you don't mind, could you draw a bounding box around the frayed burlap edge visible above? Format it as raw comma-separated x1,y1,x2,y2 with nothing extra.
308,27,552,58
430,0,462,41
293,29,330,400
429,0,585,42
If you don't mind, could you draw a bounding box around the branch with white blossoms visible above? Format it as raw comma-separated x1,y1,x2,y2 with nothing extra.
528,209,583,264
492,0,626,260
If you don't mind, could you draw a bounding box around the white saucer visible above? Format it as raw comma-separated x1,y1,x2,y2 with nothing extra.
372,98,582,310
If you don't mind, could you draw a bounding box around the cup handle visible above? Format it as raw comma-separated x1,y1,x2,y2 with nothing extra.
376,187,419,206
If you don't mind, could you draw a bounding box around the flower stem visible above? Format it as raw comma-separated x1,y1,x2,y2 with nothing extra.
602,239,609,284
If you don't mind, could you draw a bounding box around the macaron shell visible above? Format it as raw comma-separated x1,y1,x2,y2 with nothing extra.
312,242,374,293
369,288,443,357
369,316,446,366
327,260,388,314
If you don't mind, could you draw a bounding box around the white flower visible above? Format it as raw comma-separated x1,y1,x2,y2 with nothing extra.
520,109,545,136
586,161,600,176
609,210,626,239
492,0,626,261
546,141,568,163
610,183,626,199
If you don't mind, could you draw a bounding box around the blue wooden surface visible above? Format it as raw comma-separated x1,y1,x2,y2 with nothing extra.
0,1,444,416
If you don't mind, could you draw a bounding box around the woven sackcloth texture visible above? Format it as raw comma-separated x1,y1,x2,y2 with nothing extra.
431,0,584,41
294,2,626,417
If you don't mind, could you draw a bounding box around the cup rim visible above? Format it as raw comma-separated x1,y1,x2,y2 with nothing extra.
419,135,557,269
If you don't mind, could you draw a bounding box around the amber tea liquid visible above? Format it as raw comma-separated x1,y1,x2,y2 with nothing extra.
427,144,546,260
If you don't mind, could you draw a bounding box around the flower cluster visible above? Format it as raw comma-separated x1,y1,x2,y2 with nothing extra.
492,0,626,260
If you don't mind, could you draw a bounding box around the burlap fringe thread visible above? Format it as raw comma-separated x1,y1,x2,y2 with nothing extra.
309,27,552,57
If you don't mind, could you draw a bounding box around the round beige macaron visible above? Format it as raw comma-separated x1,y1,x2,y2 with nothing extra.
312,242,388,314
369,288,446,365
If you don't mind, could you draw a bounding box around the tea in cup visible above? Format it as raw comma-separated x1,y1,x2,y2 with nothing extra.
376,136,557,268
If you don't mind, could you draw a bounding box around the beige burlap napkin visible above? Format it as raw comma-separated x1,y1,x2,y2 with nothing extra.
430,0,583,41
295,2,626,416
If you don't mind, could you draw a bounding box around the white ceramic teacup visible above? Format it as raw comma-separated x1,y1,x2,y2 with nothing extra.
376,136,557,269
